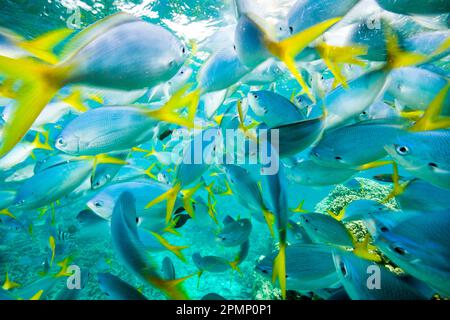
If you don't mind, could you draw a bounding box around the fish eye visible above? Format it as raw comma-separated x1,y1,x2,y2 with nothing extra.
339,262,347,276
321,76,324,80
395,145,410,155
253,94,258,99
394,246,407,256
289,26,293,34
94,201,103,208
233,45,236,50
428,162,438,169
56,137,65,146
312,151,319,158
261,269,268,274
180,70,184,74
181,45,186,54
380,226,389,232
335,156,342,161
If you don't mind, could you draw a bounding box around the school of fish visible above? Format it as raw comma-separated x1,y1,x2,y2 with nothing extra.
0,0,449,300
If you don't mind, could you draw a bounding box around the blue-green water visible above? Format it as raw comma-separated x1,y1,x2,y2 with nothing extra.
0,0,449,300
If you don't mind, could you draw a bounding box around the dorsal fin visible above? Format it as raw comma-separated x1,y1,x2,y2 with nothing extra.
60,13,138,61
223,215,235,225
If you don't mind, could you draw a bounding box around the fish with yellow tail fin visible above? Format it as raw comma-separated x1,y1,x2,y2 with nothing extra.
55,84,198,157
333,249,432,300
224,164,275,236
87,180,184,233
0,131,52,171
284,0,359,36
311,119,409,170
408,83,450,132
235,13,341,101
111,192,191,300
2,272,20,290
97,273,148,300
286,159,357,187
290,200,308,213
264,164,290,299
6,257,73,300
319,22,433,130
385,129,450,190
49,235,56,267
0,27,73,63
256,243,340,292
12,154,128,210
216,216,252,247
330,199,393,222
374,211,450,297
145,129,220,224
0,13,190,157
192,241,249,277
148,231,189,262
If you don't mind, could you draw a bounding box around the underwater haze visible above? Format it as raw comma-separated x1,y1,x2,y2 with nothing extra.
0,0,449,301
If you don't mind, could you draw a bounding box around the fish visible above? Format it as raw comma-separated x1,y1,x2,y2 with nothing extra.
285,0,360,35
264,164,290,298
0,27,72,62
333,250,430,300
87,180,183,232
337,199,394,222
76,209,108,230
13,159,94,210
197,46,251,94
13,154,126,210
385,129,450,190
194,239,249,275
1,90,88,131
402,31,450,62
0,190,16,211
0,132,52,171
285,159,356,186
247,90,306,127
275,115,325,157
110,191,190,300
396,179,450,212
376,0,450,15
357,101,400,122
147,66,194,102
90,151,130,190
216,215,252,247
161,257,176,281
224,164,274,230
0,13,192,157
192,253,231,273
374,210,450,296
299,212,354,247
240,59,285,86
97,273,147,300
54,94,196,156
234,12,342,99
201,293,226,300
311,119,408,169
256,243,340,291
387,67,450,115
145,130,219,223
3,163,35,183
